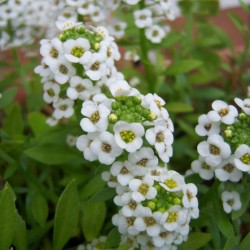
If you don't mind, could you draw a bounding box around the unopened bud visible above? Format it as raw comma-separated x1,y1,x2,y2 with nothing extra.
148,112,157,121
109,114,118,123
224,129,232,138
147,201,156,210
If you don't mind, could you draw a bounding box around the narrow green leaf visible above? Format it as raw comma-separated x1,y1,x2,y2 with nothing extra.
3,103,24,137
31,192,48,227
53,179,80,250
0,88,17,108
192,88,225,99
13,215,27,250
82,202,106,241
164,60,203,75
0,183,17,249
213,195,235,239
87,187,116,203
24,143,80,165
104,228,120,249
80,174,105,200
165,102,193,113
180,232,211,250
238,232,250,250
228,13,247,33
28,112,51,136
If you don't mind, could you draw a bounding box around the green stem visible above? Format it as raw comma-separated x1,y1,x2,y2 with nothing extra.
139,0,156,94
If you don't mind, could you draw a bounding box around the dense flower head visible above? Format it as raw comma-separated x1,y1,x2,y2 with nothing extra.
35,23,121,125
192,98,250,182
76,85,174,165
105,168,199,249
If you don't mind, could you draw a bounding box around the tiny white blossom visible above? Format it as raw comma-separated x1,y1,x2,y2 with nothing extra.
52,98,74,119
197,134,231,167
145,25,167,44
195,114,220,136
234,144,250,172
80,101,110,132
113,121,145,153
134,9,153,28
191,156,214,180
221,191,241,214
207,100,238,125
234,98,250,115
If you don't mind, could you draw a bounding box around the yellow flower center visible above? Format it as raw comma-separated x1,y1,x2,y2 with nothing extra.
120,131,135,143
164,179,177,189
138,183,149,196
90,111,100,124
240,153,250,164
156,131,165,142
167,211,178,223
50,47,58,58
59,64,68,74
71,46,84,58
210,145,220,155
144,217,156,226
223,163,234,173
137,158,148,167
219,108,229,117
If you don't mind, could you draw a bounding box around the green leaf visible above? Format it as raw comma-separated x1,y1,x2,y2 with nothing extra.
53,179,80,250
3,103,24,138
0,88,17,108
213,194,235,239
192,87,226,99
87,187,116,203
31,192,48,227
80,174,105,200
238,232,250,250
82,202,106,241
232,185,250,220
28,112,51,136
165,102,193,113
24,143,80,165
105,228,120,249
180,232,211,250
13,215,27,250
0,183,17,249
164,60,203,75
228,13,247,34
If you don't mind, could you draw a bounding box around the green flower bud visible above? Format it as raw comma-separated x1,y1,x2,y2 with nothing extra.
133,96,142,105
109,114,118,123
147,201,156,210
147,112,157,121
173,197,181,205
239,113,246,120
112,102,120,110
158,207,166,213
224,129,232,138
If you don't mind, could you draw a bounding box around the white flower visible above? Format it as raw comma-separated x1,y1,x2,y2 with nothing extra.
195,114,220,136
109,80,132,97
197,134,231,167
129,176,157,202
76,133,98,161
207,100,238,125
160,170,185,192
125,147,158,176
66,134,77,147
234,144,250,172
221,191,241,214
90,131,123,165
145,25,167,43
215,157,243,182
124,0,141,5
43,81,60,103
63,38,91,63
52,98,74,119
182,183,198,211
110,22,127,39
40,38,63,63
83,53,107,81
234,98,250,115
146,125,173,154
114,192,142,217
152,229,176,247
144,93,166,116
110,161,134,186
56,20,82,31
134,207,161,237
191,156,214,180
67,76,94,100
134,9,153,28
101,171,118,188
113,121,145,153
80,101,110,132
124,50,140,62
112,212,139,236
161,205,188,231
48,58,76,84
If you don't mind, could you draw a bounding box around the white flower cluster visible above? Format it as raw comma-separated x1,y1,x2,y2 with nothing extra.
61,0,180,44
35,23,121,126
0,0,64,50
75,78,199,248
103,167,198,249
192,98,250,182
76,86,174,165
